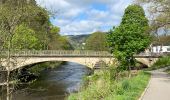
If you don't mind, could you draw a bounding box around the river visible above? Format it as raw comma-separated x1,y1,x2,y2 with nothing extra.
11,62,92,100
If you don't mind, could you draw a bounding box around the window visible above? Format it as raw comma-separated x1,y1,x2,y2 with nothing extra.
167,48,170,51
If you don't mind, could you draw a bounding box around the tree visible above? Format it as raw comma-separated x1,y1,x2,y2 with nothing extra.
48,25,73,50
0,1,49,100
136,0,170,51
136,0,170,31
85,31,108,51
153,35,170,46
107,5,151,75
0,0,73,99
10,24,43,50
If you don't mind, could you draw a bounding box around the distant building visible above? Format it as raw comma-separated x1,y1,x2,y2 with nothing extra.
151,45,170,53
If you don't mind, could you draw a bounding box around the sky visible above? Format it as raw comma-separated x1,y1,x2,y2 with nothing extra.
36,0,133,35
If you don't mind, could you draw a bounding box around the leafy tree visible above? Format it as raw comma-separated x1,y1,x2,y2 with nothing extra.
0,1,49,100
85,31,108,51
107,5,151,73
136,0,170,49
48,26,73,50
11,24,43,50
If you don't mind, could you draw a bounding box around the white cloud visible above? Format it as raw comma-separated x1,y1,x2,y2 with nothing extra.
61,20,103,35
86,9,109,21
36,0,133,35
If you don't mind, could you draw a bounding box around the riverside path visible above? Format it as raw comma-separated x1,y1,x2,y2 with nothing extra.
142,67,170,100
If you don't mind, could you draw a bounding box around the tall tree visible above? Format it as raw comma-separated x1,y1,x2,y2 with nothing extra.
48,25,73,50
136,0,170,31
136,0,170,52
0,1,49,100
107,5,151,74
85,31,108,51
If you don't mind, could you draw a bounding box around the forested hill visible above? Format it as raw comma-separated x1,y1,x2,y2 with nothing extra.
67,31,109,51
66,34,90,50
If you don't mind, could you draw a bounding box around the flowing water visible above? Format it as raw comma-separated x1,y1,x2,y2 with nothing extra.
11,62,92,100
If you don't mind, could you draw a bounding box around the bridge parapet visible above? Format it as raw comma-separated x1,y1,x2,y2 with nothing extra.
0,50,165,58
0,50,112,57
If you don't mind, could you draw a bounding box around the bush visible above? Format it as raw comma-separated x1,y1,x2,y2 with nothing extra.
147,56,170,70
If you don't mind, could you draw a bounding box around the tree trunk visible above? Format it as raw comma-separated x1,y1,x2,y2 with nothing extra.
6,70,10,100
6,35,12,100
128,64,131,78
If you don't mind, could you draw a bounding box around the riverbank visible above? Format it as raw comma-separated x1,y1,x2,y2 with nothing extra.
68,69,150,100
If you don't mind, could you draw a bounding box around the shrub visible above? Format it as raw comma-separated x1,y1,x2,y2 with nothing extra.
148,56,170,70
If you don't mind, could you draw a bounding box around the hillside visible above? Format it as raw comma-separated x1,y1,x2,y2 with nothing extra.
66,34,90,50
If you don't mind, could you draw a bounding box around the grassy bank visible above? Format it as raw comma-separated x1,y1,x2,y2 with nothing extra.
146,56,170,70
68,70,150,100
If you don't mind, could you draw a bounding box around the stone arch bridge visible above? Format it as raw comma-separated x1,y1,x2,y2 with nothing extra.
0,50,161,71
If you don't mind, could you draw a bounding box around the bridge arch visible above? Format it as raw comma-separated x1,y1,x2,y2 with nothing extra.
2,57,114,71
135,58,159,67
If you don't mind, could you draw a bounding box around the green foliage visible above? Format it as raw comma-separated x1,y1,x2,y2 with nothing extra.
50,26,60,35
85,31,109,51
48,25,73,50
107,5,151,68
147,56,170,70
11,24,43,50
0,0,50,50
68,70,150,100
0,0,73,50
153,56,170,67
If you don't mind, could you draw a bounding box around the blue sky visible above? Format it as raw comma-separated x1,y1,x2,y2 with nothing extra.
36,0,133,35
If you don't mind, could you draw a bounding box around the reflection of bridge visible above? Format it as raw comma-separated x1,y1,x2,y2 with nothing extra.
0,50,161,71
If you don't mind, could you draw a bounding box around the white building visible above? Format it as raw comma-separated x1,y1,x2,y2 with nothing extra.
152,46,170,53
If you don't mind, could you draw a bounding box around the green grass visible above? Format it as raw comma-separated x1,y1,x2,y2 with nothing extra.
146,56,170,71
68,70,150,100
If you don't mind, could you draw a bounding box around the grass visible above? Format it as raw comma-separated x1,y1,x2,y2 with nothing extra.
68,70,150,100
146,56,170,71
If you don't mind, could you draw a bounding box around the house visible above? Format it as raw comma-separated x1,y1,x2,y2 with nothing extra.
151,45,170,53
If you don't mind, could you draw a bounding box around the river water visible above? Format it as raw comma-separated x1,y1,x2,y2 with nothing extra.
12,62,92,100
